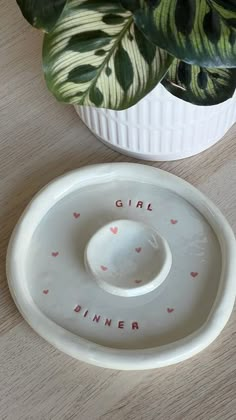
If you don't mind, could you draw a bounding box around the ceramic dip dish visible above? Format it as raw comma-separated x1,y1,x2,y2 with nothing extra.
6,163,236,370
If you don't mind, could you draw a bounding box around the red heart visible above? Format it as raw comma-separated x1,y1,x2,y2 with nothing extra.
110,227,118,234
73,212,80,219
101,265,108,271
191,272,199,278
43,289,49,295
167,307,174,313
51,252,59,257
170,219,178,225
135,247,142,253
135,280,142,284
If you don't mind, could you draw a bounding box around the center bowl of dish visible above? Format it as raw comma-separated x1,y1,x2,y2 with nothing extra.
85,219,172,297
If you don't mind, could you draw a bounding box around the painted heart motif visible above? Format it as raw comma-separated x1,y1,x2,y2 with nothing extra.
51,252,59,257
170,219,178,225
167,307,174,313
43,289,49,295
101,265,108,271
110,227,118,234
73,212,80,219
191,272,199,278
135,280,142,284
135,247,142,253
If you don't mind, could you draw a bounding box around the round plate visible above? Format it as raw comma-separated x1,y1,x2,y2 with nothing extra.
7,163,236,370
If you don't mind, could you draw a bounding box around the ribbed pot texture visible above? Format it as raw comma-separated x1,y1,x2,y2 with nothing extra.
75,84,236,161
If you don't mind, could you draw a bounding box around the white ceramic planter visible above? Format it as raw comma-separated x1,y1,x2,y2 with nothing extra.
75,84,236,161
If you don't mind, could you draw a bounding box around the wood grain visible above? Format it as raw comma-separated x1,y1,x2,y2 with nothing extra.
1,1,236,419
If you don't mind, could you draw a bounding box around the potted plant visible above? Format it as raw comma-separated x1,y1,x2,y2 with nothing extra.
17,0,236,160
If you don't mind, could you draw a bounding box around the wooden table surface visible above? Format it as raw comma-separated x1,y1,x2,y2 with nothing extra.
1,2,236,419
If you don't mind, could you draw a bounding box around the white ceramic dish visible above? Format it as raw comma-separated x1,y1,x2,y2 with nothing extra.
7,163,236,370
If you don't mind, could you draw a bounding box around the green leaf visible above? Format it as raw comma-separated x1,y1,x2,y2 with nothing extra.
43,0,173,110
162,59,236,105
16,0,66,32
129,0,236,68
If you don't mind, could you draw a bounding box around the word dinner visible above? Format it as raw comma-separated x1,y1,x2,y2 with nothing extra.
74,305,139,331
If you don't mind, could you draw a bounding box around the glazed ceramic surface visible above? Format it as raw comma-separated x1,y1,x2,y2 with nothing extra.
7,164,236,369
85,219,172,297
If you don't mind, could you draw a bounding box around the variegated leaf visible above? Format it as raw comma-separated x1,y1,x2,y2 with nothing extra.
43,0,173,109
162,59,236,105
16,0,67,32
128,0,236,68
